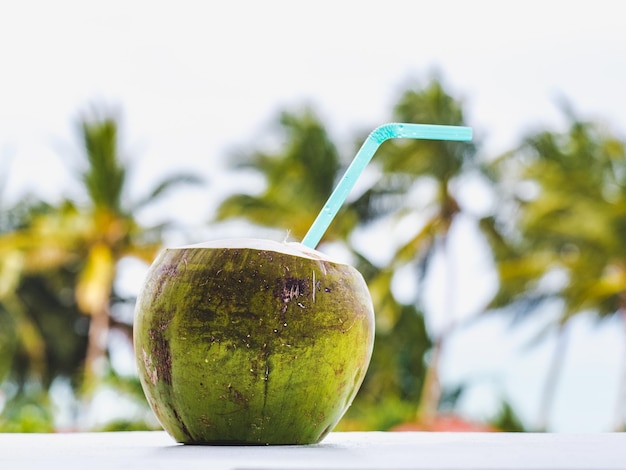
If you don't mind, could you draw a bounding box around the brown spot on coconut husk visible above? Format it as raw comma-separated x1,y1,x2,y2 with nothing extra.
275,277,308,314
152,262,179,300
148,326,172,386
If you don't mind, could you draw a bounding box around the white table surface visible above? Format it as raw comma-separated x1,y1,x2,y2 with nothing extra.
0,431,625,470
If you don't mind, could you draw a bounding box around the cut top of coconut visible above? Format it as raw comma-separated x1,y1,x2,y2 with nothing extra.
179,238,339,263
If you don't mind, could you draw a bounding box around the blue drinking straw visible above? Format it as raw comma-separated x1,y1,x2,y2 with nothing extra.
301,123,473,249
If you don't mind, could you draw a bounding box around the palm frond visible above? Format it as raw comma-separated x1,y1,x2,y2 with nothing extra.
78,115,125,213
131,173,204,213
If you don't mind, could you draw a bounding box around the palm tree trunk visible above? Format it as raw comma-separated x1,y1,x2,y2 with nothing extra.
417,230,455,424
82,300,111,398
76,300,111,430
416,335,443,423
611,307,626,431
536,322,570,432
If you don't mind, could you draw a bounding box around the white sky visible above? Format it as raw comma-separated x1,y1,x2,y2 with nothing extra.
2,0,626,207
1,0,626,432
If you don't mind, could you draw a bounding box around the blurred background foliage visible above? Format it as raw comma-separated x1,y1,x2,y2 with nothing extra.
1,76,625,433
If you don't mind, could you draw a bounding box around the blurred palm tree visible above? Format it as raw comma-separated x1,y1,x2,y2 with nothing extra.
216,107,359,242
0,195,92,429
0,106,202,428
0,198,48,388
482,102,626,430
350,76,478,426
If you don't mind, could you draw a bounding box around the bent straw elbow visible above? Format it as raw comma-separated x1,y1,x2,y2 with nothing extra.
370,122,473,143
301,123,472,249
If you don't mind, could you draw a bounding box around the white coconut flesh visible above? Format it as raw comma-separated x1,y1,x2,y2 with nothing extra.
180,238,337,263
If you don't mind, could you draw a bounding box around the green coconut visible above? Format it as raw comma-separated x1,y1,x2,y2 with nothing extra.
133,238,375,445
